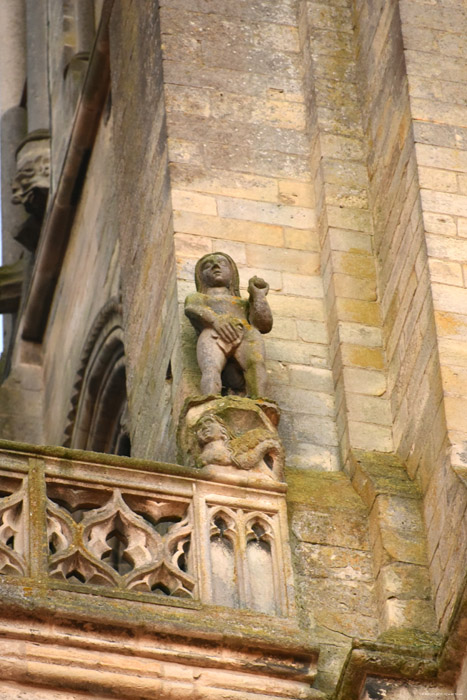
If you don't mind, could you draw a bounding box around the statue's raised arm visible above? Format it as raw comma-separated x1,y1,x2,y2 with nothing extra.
184,252,273,398
247,275,272,334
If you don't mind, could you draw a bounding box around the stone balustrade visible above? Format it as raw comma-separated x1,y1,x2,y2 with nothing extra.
0,441,294,617
0,441,319,700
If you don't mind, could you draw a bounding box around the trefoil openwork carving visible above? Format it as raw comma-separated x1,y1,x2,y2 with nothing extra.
0,476,27,577
46,485,195,597
0,450,295,619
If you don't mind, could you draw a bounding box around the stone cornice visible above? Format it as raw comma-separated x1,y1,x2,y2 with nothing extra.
0,614,320,699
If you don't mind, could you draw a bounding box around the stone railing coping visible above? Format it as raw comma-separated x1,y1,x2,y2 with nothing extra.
0,438,287,492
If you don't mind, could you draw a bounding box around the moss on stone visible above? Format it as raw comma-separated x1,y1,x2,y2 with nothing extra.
285,466,367,512
377,628,443,652
349,448,422,499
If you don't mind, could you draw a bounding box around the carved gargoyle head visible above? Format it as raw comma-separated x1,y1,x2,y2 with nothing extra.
11,136,50,219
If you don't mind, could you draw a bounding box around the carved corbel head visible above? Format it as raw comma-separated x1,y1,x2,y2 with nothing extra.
11,132,50,220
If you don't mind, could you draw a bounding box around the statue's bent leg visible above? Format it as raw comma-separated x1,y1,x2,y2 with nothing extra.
197,329,227,395
235,331,267,398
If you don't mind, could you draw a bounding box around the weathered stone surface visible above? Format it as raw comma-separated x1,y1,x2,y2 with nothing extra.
286,464,379,651
0,614,318,700
0,442,298,624
294,542,374,582
378,562,432,600
24,0,49,133
0,258,24,314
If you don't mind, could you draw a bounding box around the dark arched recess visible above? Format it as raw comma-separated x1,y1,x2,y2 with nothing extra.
63,298,131,456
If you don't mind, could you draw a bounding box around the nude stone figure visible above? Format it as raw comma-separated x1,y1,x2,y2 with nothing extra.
185,252,273,397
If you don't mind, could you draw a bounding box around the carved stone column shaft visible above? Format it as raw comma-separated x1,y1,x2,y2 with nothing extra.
25,0,49,133
74,0,95,54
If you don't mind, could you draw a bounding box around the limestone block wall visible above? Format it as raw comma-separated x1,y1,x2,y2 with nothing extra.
349,451,437,636
397,0,467,631
296,0,466,639
399,0,467,386
287,466,379,694
300,0,392,469
39,0,466,641
109,1,179,462
353,0,442,628
0,0,467,696
353,0,438,472
159,0,339,470
41,115,119,445
33,0,181,460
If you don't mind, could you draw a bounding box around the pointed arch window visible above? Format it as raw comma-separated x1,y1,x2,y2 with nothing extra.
64,298,130,456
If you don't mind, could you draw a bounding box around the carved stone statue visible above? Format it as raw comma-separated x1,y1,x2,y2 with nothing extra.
180,255,283,481
185,252,272,398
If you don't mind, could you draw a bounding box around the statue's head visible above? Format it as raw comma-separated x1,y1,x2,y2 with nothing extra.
195,252,240,296
195,413,231,445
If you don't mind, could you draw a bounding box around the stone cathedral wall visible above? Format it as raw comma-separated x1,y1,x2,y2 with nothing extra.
0,0,466,698
160,0,339,471
398,0,467,633
42,116,120,445
109,2,180,463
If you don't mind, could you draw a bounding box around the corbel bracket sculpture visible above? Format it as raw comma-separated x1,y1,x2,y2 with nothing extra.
178,395,284,481
181,253,284,481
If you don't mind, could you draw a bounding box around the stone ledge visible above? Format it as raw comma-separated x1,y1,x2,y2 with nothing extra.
334,573,467,699
335,635,441,700
0,439,288,492
0,579,315,661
